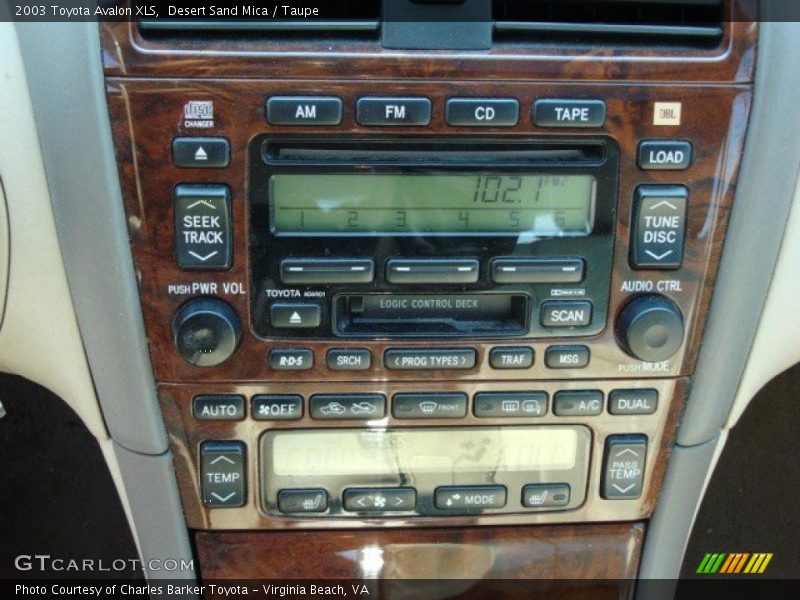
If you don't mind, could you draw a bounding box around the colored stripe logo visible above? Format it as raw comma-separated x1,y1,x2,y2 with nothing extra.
696,552,773,574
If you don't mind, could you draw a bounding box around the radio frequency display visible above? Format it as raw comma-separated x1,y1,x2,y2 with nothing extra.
270,174,596,235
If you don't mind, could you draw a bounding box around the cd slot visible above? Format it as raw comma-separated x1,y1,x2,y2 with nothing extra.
263,138,606,166
333,293,529,337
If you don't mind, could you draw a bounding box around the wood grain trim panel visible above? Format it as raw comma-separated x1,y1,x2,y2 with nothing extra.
195,522,644,583
100,1,757,84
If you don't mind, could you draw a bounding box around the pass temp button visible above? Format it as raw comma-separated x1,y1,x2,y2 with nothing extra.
602,435,648,500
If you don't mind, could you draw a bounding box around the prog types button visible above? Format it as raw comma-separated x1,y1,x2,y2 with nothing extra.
384,348,476,370
631,186,688,269
251,394,303,421
489,346,533,369
602,435,648,500
435,486,507,511
491,258,584,284
545,345,590,369
326,348,372,371
270,303,321,329
278,489,328,513
200,441,245,508
310,394,386,420
533,99,606,128
541,301,592,327
392,393,468,419
609,389,658,415
356,97,432,126
173,137,230,168
192,394,245,421
266,96,343,126
386,259,479,284
637,140,693,170
268,348,314,371
174,184,232,270
281,259,374,285
522,483,571,509
343,488,416,512
445,98,519,127
553,390,603,417
473,391,547,418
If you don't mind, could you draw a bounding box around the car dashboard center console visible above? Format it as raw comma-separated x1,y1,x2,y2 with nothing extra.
101,0,756,586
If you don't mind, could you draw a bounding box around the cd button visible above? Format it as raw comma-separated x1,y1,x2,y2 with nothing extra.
435,486,507,511
541,301,593,327
445,98,519,127
392,393,468,419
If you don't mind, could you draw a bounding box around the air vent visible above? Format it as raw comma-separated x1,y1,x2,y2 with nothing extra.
493,0,725,47
137,1,381,41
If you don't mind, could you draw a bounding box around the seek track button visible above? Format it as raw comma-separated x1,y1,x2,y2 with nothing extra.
174,184,232,270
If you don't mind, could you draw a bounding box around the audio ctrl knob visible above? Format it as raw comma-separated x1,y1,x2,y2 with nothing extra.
173,298,242,367
616,294,685,362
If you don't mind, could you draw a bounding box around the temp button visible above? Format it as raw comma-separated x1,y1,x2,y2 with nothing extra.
602,435,648,500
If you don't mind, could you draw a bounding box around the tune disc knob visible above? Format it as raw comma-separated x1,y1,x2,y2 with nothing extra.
616,294,684,362
172,298,242,367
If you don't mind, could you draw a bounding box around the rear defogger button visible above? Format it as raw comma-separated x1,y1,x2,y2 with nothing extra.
384,348,477,370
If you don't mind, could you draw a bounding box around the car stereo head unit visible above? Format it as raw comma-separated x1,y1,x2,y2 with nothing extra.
248,137,618,340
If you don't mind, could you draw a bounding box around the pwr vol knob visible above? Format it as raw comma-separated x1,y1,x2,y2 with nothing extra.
616,294,684,362
173,298,242,367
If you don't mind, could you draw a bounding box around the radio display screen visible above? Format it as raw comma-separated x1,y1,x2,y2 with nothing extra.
269,173,596,235
269,427,579,477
